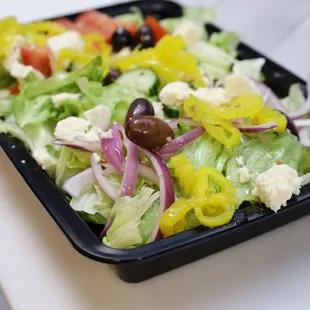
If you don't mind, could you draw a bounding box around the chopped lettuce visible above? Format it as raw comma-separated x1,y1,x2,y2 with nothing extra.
0,62,15,89
13,95,53,127
21,56,102,100
281,83,306,113
226,132,306,204
233,58,265,80
111,100,130,125
209,31,240,57
103,187,160,248
0,96,13,117
200,62,229,80
71,183,113,224
188,41,235,71
55,147,92,187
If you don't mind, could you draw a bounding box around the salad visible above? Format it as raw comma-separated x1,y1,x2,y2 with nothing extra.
0,6,310,249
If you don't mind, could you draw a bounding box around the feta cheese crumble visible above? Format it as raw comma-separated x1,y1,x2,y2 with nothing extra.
252,164,302,213
225,73,260,98
54,116,111,144
151,101,165,119
238,166,251,183
83,105,111,130
193,87,229,106
159,81,192,107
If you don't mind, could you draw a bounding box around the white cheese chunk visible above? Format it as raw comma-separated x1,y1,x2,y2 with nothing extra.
159,81,192,107
83,105,111,130
47,31,84,72
3,35,24,72
238,166,251,183
54,116,111,144
173,20,204,46
152,101,165,119
225,73,260,98
193,87,229,106
252,164,302,213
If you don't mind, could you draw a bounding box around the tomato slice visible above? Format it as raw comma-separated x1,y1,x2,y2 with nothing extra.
10,84,20,95
145,16,169,42
75,11,119,39
53,18,76,29
21,47,52,77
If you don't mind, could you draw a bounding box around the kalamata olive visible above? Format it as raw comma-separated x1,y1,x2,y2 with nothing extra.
125,115,175,150
103,69,121,85
134,25,155,49
125,98,155,125
111,27,133,52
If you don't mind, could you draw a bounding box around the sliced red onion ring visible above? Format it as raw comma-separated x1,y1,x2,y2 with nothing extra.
63,168,95,198
234,122,278,133
251,79,286,111
53,140,101,152
160,126,205,157
91,153,118,201
101,124,124,175
168,118,200,130
120,141,139,197
294,119,310,128
138,147,175,242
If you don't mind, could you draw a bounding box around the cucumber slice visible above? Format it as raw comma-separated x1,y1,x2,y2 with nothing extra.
163,104,180,118
116,68,160,96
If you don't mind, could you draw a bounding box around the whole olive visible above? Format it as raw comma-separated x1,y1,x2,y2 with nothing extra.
134,25,155,49
125,115,175,150
125,98,155,125
103,69,121,85
111,27,133,52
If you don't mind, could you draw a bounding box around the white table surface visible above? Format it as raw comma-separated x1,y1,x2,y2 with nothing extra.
1,1,310,309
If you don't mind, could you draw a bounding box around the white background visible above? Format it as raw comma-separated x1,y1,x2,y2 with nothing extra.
1,0,310,309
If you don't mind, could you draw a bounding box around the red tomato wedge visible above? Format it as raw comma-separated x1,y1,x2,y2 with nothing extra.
145,16,169,42
21,47,52,77
75,11,120,39
10,85,20,95
53,18,76,29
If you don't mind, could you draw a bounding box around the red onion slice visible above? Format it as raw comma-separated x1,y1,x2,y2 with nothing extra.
160,126,205,157
138,148,175,242
251,79,286,111
294,119,310,128
101,124,124,175
63,168,95,198
168,118,200,131
91,153,118,201
53,140,101,152
234,122,278,133
120,141,139,197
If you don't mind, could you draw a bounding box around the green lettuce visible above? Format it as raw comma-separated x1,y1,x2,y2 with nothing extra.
281,83,306,113
233,58,265,80
103,187,160,248
55,147,92,187
209,31,240,57
115,6,144,26
188,41,235,71
21,56,102,100
0,96,13,117
71,183,113,224
13,95,53,127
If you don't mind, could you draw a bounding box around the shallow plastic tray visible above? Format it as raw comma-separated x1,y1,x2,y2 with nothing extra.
1,0,310,283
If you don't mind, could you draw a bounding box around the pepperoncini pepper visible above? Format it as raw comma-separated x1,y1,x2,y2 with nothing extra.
160,154,237,237
253,106,287,132
113,35,206,87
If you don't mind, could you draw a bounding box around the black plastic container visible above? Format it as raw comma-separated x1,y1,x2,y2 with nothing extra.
1,0,310,283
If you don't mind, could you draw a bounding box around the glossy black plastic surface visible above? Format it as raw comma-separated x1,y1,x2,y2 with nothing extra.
1,0,310,283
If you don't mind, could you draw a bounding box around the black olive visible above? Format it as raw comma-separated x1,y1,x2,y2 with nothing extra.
103,69,121,85
125,115,175,150
125,98,155,125
134,25,155,49
111,27,133,52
